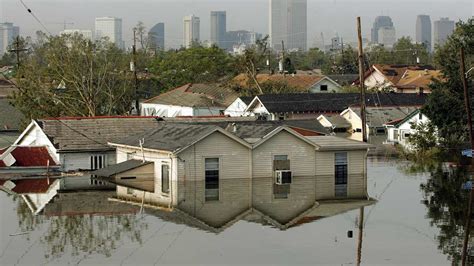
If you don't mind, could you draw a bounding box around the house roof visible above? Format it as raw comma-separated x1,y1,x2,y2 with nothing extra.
319,114,351,128
387,109,424,128
350,106,419,128
305,136,373,151
143,83,239,108
396,69,443,89
371,64,436,85
240,96,254,105
249,93,427,114
92,160,153,178
0,98,24,131
1,146,57,167
111,123,250,153
5,178,58,194
37,117,162,152
232,73,332,91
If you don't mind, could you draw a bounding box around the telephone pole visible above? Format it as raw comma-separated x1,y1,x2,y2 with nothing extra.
460,46,474,266
132,29,140,115
357,17,367,143
9,36,28,69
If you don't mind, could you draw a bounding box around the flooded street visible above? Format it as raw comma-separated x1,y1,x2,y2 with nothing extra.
0,158,465,265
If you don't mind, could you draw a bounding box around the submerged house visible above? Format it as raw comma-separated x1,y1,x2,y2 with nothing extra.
140,83,239,117
384,109,432,150
5,116,161,189
94,122,372,230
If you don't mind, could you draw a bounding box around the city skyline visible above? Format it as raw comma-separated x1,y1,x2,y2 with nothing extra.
0,0,471,49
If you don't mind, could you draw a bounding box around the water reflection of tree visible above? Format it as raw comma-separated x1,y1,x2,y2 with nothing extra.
420,166,471,264
14,198,147,259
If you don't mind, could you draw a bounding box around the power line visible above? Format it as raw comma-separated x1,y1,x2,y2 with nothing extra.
18,0,52,35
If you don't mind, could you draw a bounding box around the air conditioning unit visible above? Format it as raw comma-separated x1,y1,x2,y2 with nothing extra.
275,170,292,185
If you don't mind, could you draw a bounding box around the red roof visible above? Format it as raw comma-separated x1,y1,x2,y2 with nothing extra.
5,147,57,167
290,127,324,136
0,179,6,186
10,178,56,194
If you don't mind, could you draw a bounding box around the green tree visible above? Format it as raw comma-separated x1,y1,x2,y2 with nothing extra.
235,36,270,94
12,33,135,120
422,18,474,149
148,44,235,90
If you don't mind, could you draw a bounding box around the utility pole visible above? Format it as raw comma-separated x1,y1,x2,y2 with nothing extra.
9,36,28,69
132,29,140,115
357,17,367,143
461,46,474,266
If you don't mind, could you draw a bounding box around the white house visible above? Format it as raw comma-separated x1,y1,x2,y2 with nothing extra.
384,109,431,150
223,96,254,117
141,83,239,117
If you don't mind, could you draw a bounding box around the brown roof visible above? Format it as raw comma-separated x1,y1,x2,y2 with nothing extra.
232,74,326,91
0,146,57,167
396,69,443,89
143,83,239,107
38,116,162,152
362,64,438,88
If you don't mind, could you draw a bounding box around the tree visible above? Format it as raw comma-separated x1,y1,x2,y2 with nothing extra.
12,33,135,120
235,36,270,94
422,18,474,149
148,44,235,90
407,122,438,152
327,46,358,74
133,21,148,52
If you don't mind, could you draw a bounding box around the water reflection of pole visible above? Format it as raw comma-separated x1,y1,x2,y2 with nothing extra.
461,46,474,266
356,207,365,266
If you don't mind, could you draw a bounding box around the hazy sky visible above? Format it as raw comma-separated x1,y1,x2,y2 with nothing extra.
1,0,473,48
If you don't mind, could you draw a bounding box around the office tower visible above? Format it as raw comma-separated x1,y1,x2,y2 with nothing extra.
433,17,455,48
95,17,124,49
183,15,200,48
371,16,394,44
416,15,432,52
0,22,19,55
378,26,396,48
226,30,262,46
148,23,165,50
59,29,93,41
210,11,227,49
269,0,307,51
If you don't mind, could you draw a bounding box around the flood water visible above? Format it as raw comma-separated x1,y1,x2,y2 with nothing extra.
0,158,471,265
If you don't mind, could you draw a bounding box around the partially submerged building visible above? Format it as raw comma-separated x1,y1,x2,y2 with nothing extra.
94,122,372,230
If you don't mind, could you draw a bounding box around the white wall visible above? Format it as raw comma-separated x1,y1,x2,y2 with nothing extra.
309,79,342,93
224,98,248,117
388,112,430,150
364,71,392,90
141,103,194,117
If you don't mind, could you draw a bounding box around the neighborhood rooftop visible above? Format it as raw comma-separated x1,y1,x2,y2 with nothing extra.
251,93,427,113
35,116,162,152
143,83,239,107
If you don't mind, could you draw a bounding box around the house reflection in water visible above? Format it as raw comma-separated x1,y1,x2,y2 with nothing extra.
94,122,375,232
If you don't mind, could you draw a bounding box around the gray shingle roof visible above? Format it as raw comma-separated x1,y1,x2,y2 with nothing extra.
39,117,161,152
113,123,220,152
350,106,418,128
306,136,373,150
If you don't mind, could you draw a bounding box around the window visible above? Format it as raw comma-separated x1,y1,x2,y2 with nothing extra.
273,155,291,199
121,176,136,180
90,155,106,170
161,164,170,194
418,112,423,120
205,158,219,201
404,133,411,139
355,128,362,133
335,152,348,185
320,85,328,91
376,128,386,134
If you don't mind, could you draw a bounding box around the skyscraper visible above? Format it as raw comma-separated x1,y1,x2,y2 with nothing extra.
0,22,19,55
269,0,307,51
148,23,165,50
416,15,432,52
183,15,200,48
371,16,394,44
433,17,455,48
95,17,123,49
210,11,227,49
378,26,396,47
